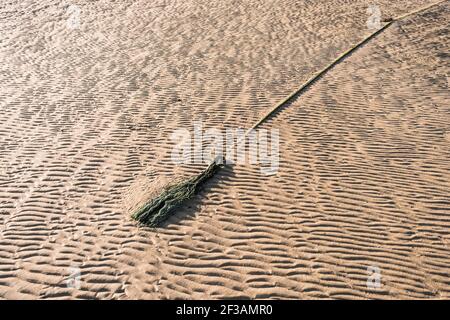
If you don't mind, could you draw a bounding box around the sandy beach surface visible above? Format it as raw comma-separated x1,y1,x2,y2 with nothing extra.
0,0,449,299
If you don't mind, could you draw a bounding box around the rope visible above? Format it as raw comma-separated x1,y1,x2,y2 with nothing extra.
243,0,447,138
133,0,447,227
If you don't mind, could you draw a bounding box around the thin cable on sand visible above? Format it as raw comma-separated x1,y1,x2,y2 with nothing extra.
132,0,447,228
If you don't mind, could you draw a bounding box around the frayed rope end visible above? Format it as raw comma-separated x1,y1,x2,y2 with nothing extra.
132,157,224,228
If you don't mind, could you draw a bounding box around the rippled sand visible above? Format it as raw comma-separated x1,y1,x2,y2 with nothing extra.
0,0,449,299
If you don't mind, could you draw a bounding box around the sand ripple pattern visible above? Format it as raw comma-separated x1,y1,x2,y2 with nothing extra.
0,0,448,298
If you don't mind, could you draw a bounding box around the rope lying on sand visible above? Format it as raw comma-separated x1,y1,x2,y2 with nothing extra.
132,160,222,227
132,0,447,227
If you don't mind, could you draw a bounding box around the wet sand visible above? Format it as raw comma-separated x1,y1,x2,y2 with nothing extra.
0,0,449,299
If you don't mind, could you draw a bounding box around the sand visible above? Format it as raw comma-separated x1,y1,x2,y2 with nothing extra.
0,0,449,299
